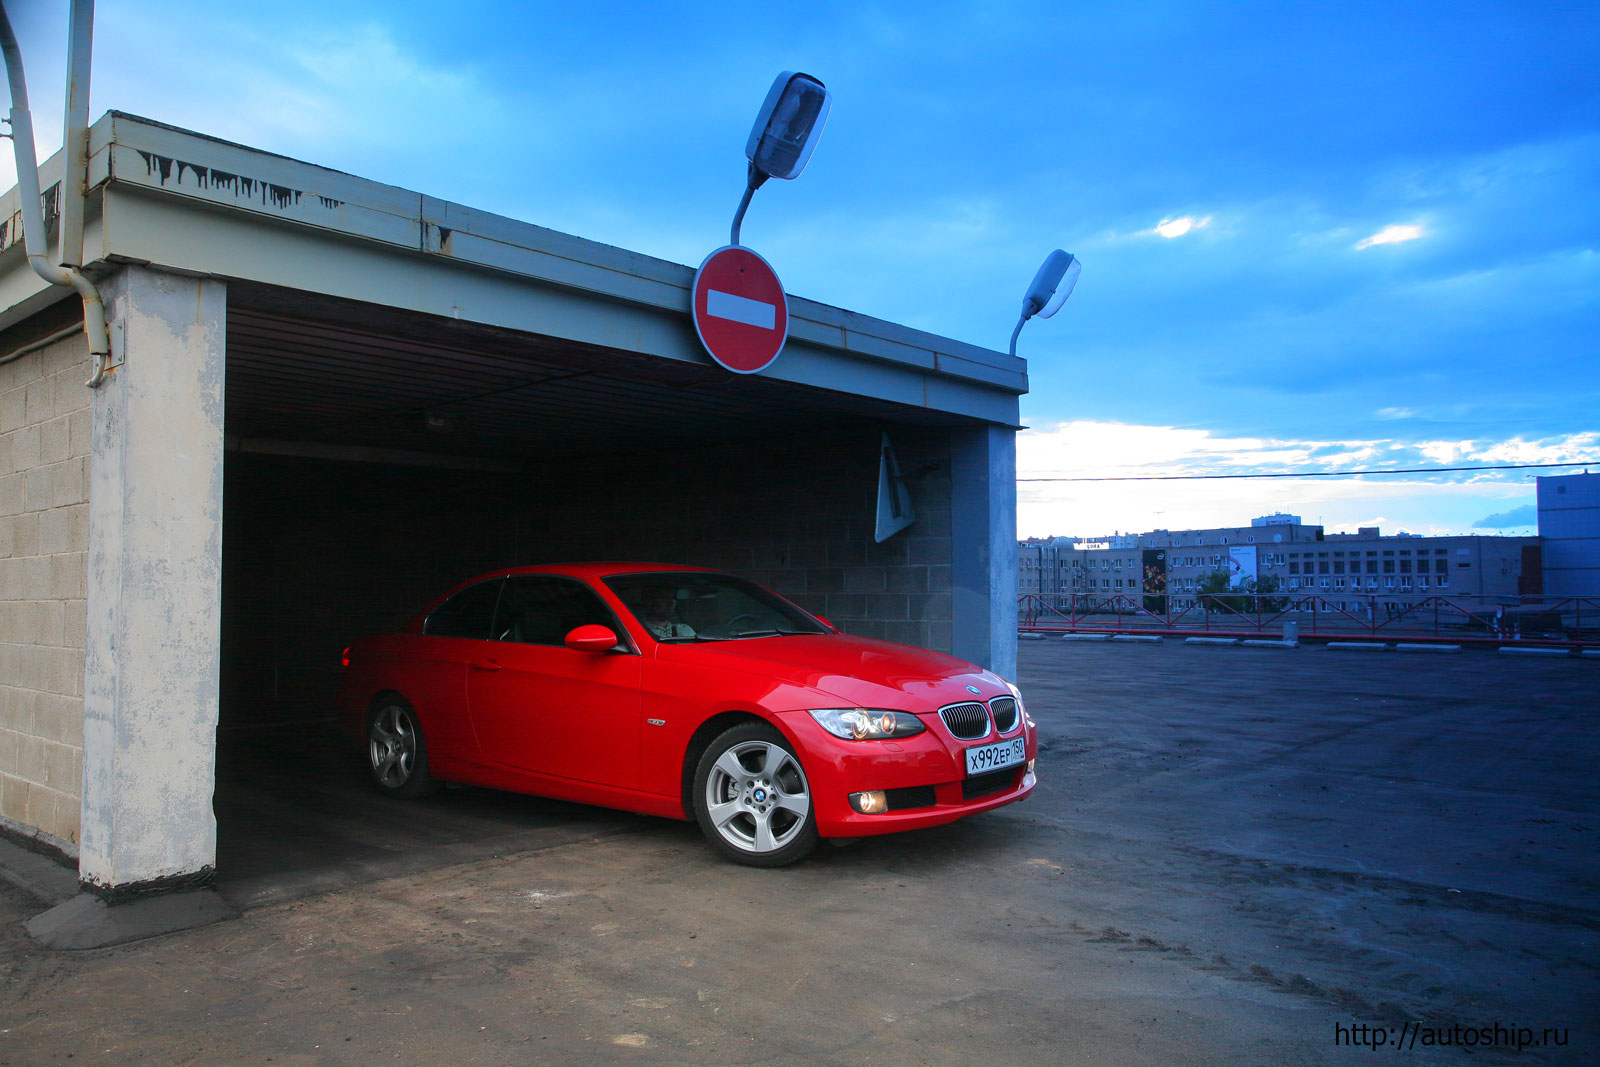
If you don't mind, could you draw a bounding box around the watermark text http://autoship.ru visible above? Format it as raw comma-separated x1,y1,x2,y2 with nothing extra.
1335,1021,1571,1052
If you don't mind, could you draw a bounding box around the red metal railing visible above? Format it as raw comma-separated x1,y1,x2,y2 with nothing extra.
1017,592,1600,649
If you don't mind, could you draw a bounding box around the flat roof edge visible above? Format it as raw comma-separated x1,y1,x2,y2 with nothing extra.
71,112,1024,392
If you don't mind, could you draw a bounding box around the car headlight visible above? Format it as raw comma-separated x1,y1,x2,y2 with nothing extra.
999,676,1035,728
808,708,926,740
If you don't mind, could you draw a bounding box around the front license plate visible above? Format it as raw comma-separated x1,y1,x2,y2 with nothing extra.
965,737,1026,777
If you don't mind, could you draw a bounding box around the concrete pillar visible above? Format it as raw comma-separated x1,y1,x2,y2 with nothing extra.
80,267,226,897
949,426,1018,679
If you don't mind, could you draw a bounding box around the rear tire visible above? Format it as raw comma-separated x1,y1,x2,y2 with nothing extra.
693,722,817,867
365,696,437,798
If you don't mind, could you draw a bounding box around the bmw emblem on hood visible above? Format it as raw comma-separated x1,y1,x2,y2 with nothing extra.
966,685,983,695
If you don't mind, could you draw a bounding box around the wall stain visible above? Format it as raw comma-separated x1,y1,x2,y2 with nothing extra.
135,150,341,214
0,182,63,250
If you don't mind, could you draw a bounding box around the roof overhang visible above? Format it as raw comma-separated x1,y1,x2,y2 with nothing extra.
0,112,1024,428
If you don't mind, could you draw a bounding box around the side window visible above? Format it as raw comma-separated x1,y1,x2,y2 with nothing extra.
495,577,617,647
423,579,504,639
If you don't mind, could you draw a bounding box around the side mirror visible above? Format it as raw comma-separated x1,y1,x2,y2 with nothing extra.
815,615,836,631
565,625,620,654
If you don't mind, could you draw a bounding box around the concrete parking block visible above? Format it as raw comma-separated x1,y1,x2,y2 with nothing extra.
1184,637,1239,646
1498,646,1573,657
1395,643,1461,653
1111,634,1162,643
1324,641,1389,651
1240,639,1295,649
1060,633,1110,642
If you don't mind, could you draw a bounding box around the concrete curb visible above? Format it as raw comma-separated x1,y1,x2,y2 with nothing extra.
1325,642,1389,651
1498,647,1573,658
1060,634,1111,642
1240,639,1297,649
1184,637,1239,646
1018,632,1049,641
1395,643,1461,654
0,837,78,907
1111,635,1163,644
24,889,239,950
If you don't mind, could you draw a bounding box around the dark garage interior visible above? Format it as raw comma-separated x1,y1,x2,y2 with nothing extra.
213,283,975,894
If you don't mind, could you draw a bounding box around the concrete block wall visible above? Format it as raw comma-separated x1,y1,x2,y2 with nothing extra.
521,428,955,650
0,330,90,850
222,458,519,723
221,425,957,726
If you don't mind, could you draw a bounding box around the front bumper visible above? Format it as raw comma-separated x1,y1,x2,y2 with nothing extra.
776,710,1038,838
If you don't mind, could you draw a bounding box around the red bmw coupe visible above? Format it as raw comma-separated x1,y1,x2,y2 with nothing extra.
338,563,1037,866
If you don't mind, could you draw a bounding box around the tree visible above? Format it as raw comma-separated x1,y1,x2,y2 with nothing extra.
1197,570,1288,615
1197,570,1244,615
1251,573,1290,613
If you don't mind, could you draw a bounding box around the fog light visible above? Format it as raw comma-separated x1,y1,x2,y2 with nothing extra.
849,790,889,814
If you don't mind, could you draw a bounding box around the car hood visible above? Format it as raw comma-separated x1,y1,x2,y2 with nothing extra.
658,633,1009,711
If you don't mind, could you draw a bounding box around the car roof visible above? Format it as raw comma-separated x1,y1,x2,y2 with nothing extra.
407,563,729,629
453,562,721,586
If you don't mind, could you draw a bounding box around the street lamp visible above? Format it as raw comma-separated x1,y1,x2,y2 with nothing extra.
730,71,832,246
1009,249,1082,358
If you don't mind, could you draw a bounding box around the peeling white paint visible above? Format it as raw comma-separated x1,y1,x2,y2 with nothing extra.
80,265,226,891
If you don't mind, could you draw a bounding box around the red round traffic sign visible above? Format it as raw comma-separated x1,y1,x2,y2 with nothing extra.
691,245,789,374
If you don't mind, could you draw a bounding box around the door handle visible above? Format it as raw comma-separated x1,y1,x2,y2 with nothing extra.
471,659,503,672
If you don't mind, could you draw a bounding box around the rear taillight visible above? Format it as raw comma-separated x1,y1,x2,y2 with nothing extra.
341,647,351,668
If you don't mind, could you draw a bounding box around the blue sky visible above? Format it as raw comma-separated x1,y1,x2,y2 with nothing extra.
5,0,1596,537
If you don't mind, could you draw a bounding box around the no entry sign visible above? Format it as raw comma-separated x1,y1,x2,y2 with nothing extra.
691,245,789,374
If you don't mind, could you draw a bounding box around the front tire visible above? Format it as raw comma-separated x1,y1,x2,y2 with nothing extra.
693,722,817,867
366,696,437,798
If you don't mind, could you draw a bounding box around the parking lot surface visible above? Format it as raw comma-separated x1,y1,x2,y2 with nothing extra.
2,641,1595,1064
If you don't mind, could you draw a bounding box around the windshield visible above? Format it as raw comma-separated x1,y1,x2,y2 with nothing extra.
604,572,829,642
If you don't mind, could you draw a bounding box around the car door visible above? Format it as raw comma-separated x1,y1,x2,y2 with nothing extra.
402,577,506,766
465,575,643,788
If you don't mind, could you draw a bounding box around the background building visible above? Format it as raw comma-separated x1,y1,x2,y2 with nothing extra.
1538,472,1600,596
1021,515,1538,612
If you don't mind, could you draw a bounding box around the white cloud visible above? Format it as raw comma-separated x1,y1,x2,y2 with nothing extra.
1472,434,1600,464
1417,440,1478,464
1151,215,1212,239
1356,223,1424,249
1375,406,1414,420
71,13,515,179
1015,420,1594,538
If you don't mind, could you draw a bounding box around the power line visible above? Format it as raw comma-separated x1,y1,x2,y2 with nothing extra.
1018,460,1597,483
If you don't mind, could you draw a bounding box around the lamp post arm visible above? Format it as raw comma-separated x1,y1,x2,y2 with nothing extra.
1008,314,1029,360
729,163,769,247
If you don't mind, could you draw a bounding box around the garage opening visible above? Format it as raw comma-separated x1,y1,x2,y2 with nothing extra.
215,283,969,898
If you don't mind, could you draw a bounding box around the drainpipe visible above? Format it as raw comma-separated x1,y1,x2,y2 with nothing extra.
0,0,110,387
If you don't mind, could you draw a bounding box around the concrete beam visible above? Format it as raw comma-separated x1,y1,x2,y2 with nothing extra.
80,266,225,896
